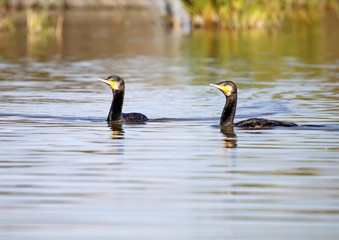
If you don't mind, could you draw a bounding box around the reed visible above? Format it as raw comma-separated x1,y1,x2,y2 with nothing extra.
0,0,63,37
182,0,339,30
27,5,63,38
0,0,24,32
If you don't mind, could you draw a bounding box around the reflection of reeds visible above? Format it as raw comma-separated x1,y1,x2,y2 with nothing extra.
27,6,63,39
1,1,63,37
183,0,339,30
0,0,24,32
26,6,63,57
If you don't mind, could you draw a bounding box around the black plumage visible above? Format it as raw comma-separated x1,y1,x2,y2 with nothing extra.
98,75,148,123
209,81,297,128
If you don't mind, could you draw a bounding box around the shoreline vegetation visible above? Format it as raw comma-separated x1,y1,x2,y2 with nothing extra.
182,0,339,30
0,0,338,34
1,0,191,33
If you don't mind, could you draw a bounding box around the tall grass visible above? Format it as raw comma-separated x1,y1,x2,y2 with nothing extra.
0,0,24,32
0,0,63,37
27,5,63,38
26,5,64,54
182,0,339,30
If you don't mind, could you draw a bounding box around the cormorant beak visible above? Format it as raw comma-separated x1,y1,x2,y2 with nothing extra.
209,82,233,96
98,77,114,87
209,82,224,91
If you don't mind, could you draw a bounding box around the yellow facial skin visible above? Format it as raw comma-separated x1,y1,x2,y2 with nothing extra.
209,82,233,96
98,77,116,89
221,85,233,93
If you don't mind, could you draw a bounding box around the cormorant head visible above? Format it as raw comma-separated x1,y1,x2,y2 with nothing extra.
209,81,237,97
98,75,125,91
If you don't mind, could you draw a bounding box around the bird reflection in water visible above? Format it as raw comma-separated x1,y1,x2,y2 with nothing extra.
108,121,124,139
220,126,237,148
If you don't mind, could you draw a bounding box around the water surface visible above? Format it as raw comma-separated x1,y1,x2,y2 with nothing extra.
0,10,339,240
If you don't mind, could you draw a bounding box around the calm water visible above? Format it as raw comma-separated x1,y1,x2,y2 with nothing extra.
0,10,339,240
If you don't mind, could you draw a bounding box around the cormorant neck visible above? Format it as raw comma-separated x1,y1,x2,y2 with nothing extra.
220,93,237,127
107,89,124,122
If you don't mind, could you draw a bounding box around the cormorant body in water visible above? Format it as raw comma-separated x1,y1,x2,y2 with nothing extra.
209,81,297,129
98,75,148,123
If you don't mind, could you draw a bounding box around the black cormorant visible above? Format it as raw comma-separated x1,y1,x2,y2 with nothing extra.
98,75,148,123
209,81,297,128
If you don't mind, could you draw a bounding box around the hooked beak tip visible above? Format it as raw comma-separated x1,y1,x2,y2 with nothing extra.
98,77,109,84
209,82,219,88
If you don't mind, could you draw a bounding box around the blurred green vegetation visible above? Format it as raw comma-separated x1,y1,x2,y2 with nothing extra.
0,0,24,32
0,0,62,36
26,5,63,37
177,10,339,86
182,0,339,29
1,0,338,32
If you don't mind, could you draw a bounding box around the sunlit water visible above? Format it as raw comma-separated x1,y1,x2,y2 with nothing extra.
0,10,339,240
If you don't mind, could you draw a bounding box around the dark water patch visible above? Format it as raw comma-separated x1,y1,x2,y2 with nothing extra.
150,117,219,122
0,112,105,122
295,124,339,131
210,123,339,131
